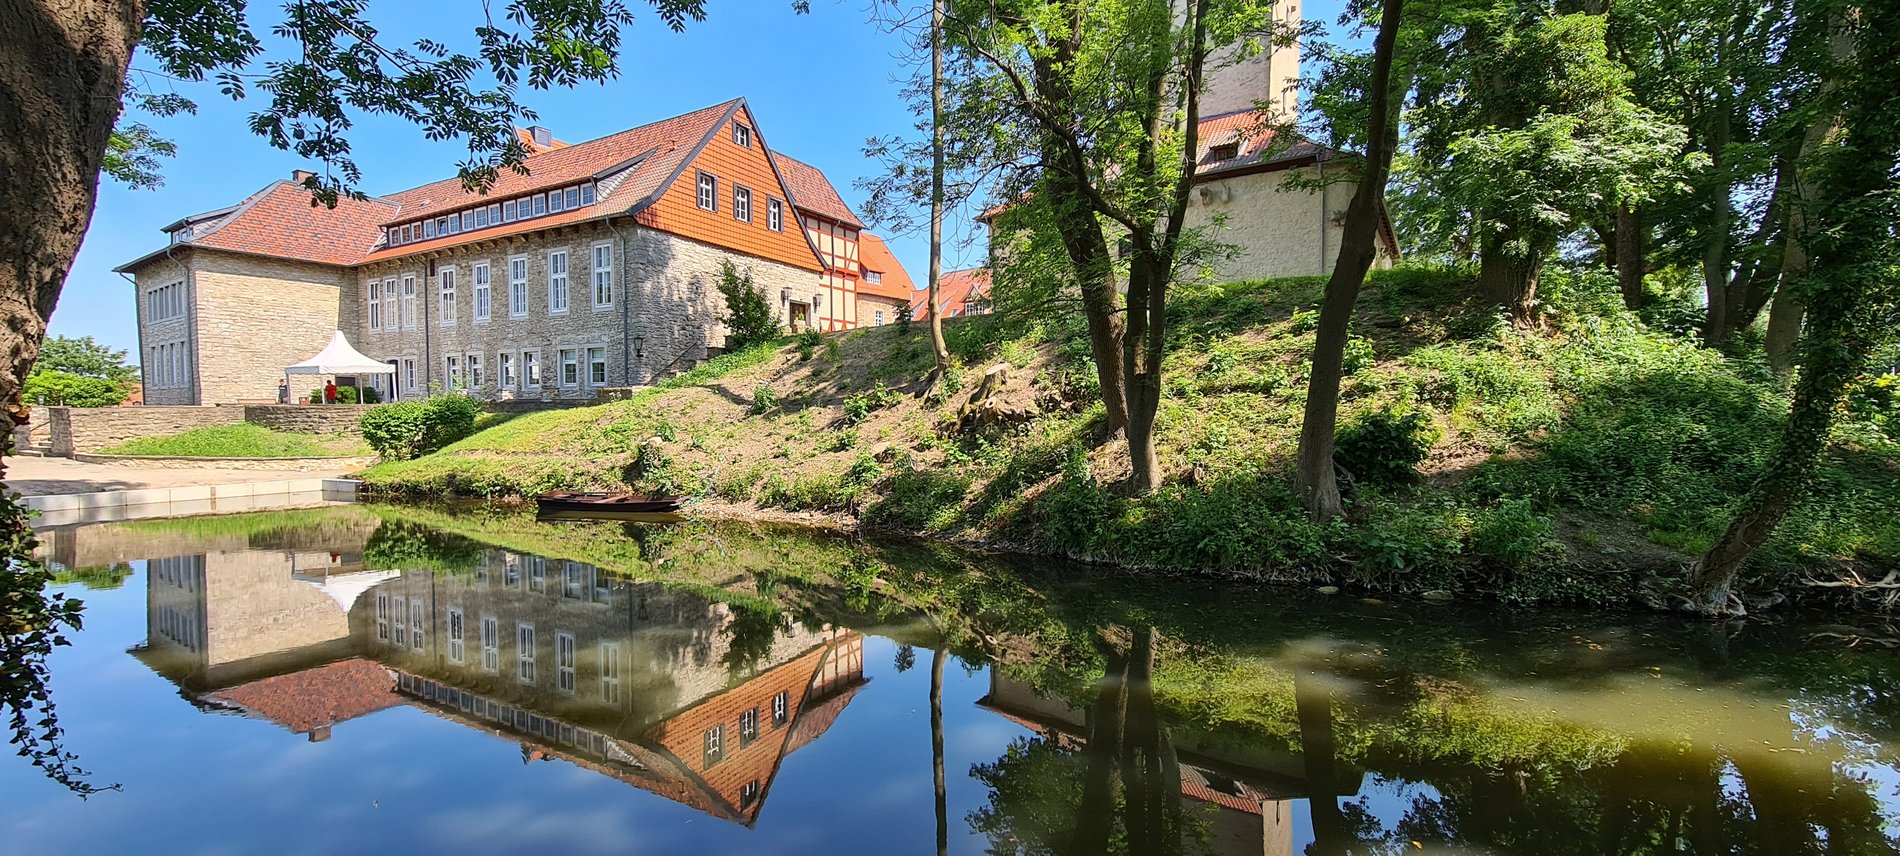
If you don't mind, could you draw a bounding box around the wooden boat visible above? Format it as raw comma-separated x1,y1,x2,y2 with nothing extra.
534,491,685,520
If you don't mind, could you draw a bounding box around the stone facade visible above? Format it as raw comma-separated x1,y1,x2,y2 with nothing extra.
243,404,374,436
1200,1,1302,119
856,293,908,328
1181,168,1393,284
354,222,818,401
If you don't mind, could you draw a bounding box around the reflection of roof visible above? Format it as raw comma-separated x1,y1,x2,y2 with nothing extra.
857,234,916,300
208,658,399,735
775,154,864,228
909,267,991,319
785,679,867,755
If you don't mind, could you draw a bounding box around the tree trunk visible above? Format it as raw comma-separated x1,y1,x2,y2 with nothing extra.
1702,63,1735,346
1074,640,1128,854
1691,5,1898,614
925,0,950,374
1295,0,1404,521
1478,229,1549,322
0,0,143,451
1615,202,1647,310
1295,670,1349,856
1123,253,1166,492
930,644,947,856
1044,171,1130,433
1763,288,1805,376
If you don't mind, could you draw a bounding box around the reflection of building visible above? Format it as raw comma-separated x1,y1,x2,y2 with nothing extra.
979,672,1361,856
129,535,865,826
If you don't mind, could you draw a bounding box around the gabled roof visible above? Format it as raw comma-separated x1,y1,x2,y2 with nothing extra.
207,658,399,735
117,181,399,272
909,267,991,319
856,234,915,300
773,153,864,228
1193,109,1329,178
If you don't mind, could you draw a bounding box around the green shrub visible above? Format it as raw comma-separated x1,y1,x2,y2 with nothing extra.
751,383,778,415
1470,499,1564,570
360,385,383,404
843,382,901,425
1335,407,1438,487
22,371,127,407
795,330,824,361
864,466,973,530
718,261,781,351
1342,336,1377,374
360,393,481,460
1035,445,1115,553
335,385,361,404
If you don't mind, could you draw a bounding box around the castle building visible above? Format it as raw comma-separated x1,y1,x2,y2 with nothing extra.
116,99,914,406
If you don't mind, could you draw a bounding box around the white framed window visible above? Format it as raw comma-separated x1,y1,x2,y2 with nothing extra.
466,352,484,389
409,599,424,649
548,250,569,314
555,632,576,693
447,608,466,664
580,184,595,205
591,242,613,309
499,352,516,389
508,255,528,317
516,623,536,683
423,218,437,238
563,562,585,599
733,185,752,223
733,122,752,148
865,271,883,284
740,707,760,743
445,355,461,390
367,280,383,330
402,357,418,393
587,347,607,387
548,189,564,214
471,207,487,229
696,172,717,211
401,274,418,329
599,642,622,704
375,593,389,641
767,198,783,232
481,615,499,673
703,725,725,768
438,268,457,326
382,278,399,331
564,187,580,209
472,261,491,322
503,200,517,222
529,558,545,592
559,349,580,388
533,193,546,216
875,310,885,326
522,350,541,389
772,690,789,726
488,203,501,224
391,596,406,642
504,556,520,588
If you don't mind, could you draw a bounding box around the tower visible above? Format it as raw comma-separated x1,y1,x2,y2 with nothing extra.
1201,0,1301,119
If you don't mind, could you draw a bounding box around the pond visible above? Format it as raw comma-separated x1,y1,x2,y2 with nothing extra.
7,503,1899,855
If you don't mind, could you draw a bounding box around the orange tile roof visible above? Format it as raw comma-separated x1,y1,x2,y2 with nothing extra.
856,234,915,300
774,153,863,228
208,658,399,734
128,181,400,269
909,267,990,319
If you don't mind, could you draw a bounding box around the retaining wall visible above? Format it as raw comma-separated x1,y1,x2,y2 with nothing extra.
242,404,374,436
47,405,244,456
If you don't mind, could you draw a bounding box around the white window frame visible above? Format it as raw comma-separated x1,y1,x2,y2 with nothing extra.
558,349,580,388
733,185,753,223
445,355,461,390
547,250,570,315
466,352,484,389
472,261,492,322
382,278,399,331
587,347,607,387
447,608,466,664
696,171,717,212
516,622,536,683
599,642,622,704
375,593,389,641
409,599,424,649
402,357,418,393
703,725,725,767
438,267,457,326
508,255,529,317
733,122,752,148
401,274,418,329
367,280,383,331
767,197,784,232
481,615,499,673
590,242,614,310
555,632,576,693
522,350,541,389
499,352,516,390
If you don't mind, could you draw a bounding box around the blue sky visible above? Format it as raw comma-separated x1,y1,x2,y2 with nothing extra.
60,0,1350,358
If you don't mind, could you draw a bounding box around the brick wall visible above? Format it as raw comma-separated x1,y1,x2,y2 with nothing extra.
46,405,244,456
243,404,375,436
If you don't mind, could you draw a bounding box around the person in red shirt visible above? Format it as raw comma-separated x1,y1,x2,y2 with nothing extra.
323,381,338,404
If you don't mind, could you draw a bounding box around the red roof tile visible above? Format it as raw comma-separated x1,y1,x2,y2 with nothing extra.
182,182,399,267
909,267,991,319
856,234,915,300
208,658,399,734
774,154,863,228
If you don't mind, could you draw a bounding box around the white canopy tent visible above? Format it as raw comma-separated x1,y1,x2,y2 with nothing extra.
283,331,392,402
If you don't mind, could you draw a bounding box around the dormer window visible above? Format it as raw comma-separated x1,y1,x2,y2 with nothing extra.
733,122,752,148
865,271,882,284
1209,142,1241,161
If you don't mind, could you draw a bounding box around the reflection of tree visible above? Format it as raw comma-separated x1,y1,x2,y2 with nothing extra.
363,521,485,574
1295,671,1352,856
720,601,788,674
969,627,1199,855
0,545,114,795
48,562,133,591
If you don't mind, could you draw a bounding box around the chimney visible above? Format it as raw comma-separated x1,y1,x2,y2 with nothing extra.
290,169,317,185
528,126,553,147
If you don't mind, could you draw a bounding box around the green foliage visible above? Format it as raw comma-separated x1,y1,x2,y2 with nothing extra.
22,372,128,408
334,385,361,404
717,262,781,351
751,383,778,415
864,466,973,531
31,336,136,382
360,394,481,460
48,563,135,591
100,423,365,457
842,382,900,425
1470,500,1564,570
0,491,109,795
795,329,824,361
1335,406,1438,488
363,521,485,574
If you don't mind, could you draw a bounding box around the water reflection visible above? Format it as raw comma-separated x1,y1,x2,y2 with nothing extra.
18,507,1900,854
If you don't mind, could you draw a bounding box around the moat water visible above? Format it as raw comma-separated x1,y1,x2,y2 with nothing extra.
6,503,1898,854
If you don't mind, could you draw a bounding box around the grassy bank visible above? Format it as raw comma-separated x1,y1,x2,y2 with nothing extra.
101,423,370,457
358,266,1900,612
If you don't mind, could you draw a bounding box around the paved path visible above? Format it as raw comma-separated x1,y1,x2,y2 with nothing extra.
3,455,353,497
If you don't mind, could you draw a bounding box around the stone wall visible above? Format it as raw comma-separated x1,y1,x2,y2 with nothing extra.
352,219,820,400
46,405,244,456
72,453,376,470
856,293,908,328
130,255,195,406
1181,168,1393,285
243,404,374,436
193,252,349,404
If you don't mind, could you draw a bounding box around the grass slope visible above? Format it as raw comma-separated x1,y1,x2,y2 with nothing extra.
102,423,370,457
360,267,1899,609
